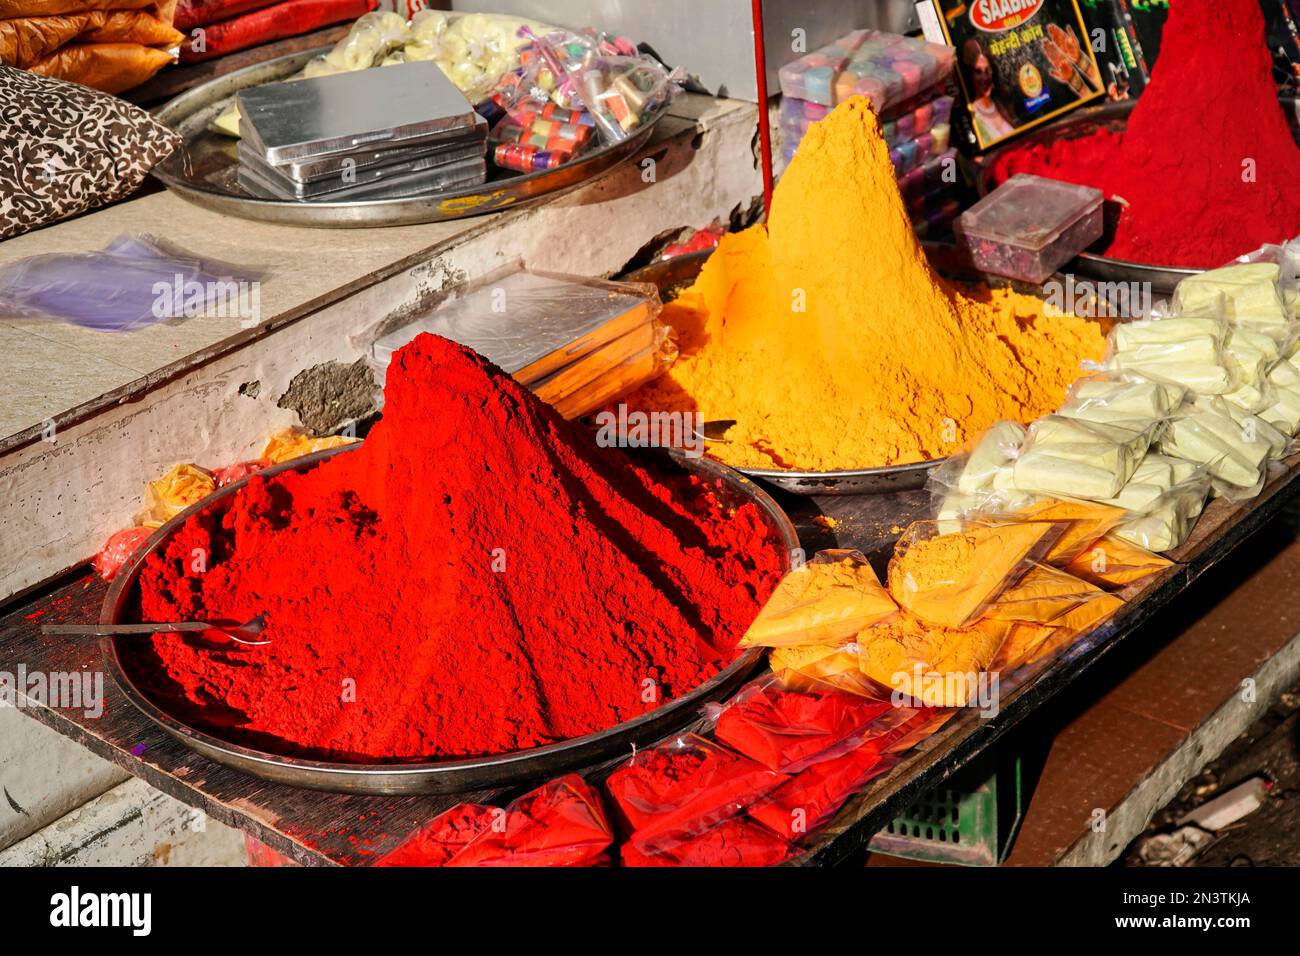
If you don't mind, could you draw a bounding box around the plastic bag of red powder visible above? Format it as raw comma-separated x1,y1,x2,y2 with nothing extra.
710,675,892,773
93,527,154,580
446,774,612,867
744,705,952,842
620,816,795,867
748,748,897,842
374,803,497,867
603,734,784,849
210,459,270,488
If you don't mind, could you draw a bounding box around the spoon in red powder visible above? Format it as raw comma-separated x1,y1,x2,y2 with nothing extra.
43,614,271,648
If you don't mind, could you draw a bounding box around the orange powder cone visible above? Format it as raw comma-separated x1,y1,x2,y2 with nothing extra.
631,97,1106,471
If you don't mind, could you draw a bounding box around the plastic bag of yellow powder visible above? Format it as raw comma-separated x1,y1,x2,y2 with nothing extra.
981,564,1120,670
887,520,1063,628
740,550,897,648
856,612,1012,708
144,463,214,523
1014,499,1129,566
981,563,1103,623
1027,591,1126,665
770,642,887,699
1065,533,1174,588
261,428,358,464
990,622,1057,672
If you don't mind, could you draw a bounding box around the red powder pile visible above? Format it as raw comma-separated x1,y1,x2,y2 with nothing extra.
131,333,781,761
991,0,1300,268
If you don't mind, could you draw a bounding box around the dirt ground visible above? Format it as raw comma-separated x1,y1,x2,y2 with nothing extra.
1122,679,1300,866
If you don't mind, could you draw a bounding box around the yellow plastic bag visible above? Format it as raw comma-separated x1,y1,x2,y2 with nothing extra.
887,519,1061,628
261,428,357,464
144,463,214,522
740,550,897,648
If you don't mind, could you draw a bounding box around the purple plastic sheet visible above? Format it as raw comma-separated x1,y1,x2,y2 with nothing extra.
0,235,263,332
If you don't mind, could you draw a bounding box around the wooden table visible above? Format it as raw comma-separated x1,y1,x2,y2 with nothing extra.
4,455,1299,866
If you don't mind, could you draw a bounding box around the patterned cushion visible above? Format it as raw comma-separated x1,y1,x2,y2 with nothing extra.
0,65,180,239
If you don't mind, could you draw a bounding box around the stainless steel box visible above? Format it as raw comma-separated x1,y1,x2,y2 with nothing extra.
439,0,920,101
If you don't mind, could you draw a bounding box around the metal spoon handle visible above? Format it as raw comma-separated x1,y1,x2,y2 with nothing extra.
41,622,214,637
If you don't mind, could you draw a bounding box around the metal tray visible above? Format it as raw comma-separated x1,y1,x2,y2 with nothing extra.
150,48,669,229
977,98,1300,292
624,251,944,495
99,445,798,795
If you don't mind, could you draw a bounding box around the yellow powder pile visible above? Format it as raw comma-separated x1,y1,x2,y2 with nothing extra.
740,552,896,648
630,97,1107,470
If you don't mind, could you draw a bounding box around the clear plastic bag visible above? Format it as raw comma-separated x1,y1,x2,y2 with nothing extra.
446,774,612,867
1065,533,1174,588
1057,373,1186,425
747,751,896,844
374,803,496,867
948,420,1027,495
1012,415,1156,502
92,527,154,581
769,640,890,700
1261,358,1300,434
620,814,795,867
854,612,1014,707
981,561,1104,625
0,234,263,331
1178,259,1293,340
324,10,410,72
887,518,1065,628
603,734,784,851
1159,396,1273,501
707,672,893,773
1102,294,1236,396
738,549,897,649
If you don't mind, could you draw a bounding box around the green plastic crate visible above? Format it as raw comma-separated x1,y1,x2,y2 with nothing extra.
867,753,1024,866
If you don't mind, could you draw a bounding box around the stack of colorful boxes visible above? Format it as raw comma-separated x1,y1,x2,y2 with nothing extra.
778,30,961,236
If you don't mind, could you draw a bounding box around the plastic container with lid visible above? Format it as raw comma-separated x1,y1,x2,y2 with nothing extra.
955,174,1105,284
778,29,955,114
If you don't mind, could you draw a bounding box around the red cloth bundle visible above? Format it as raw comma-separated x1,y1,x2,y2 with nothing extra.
180,0,374,63
175,0,279,30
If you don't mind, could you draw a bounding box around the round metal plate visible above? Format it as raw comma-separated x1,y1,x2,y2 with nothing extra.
100,445,798,794
151,47,669,228
623,251,945,496
977,97,1300,292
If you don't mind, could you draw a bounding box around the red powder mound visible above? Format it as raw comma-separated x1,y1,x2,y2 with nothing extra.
991,0,1300,268
130,334,782,761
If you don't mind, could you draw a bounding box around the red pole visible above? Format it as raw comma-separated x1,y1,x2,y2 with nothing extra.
751,0,774,218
